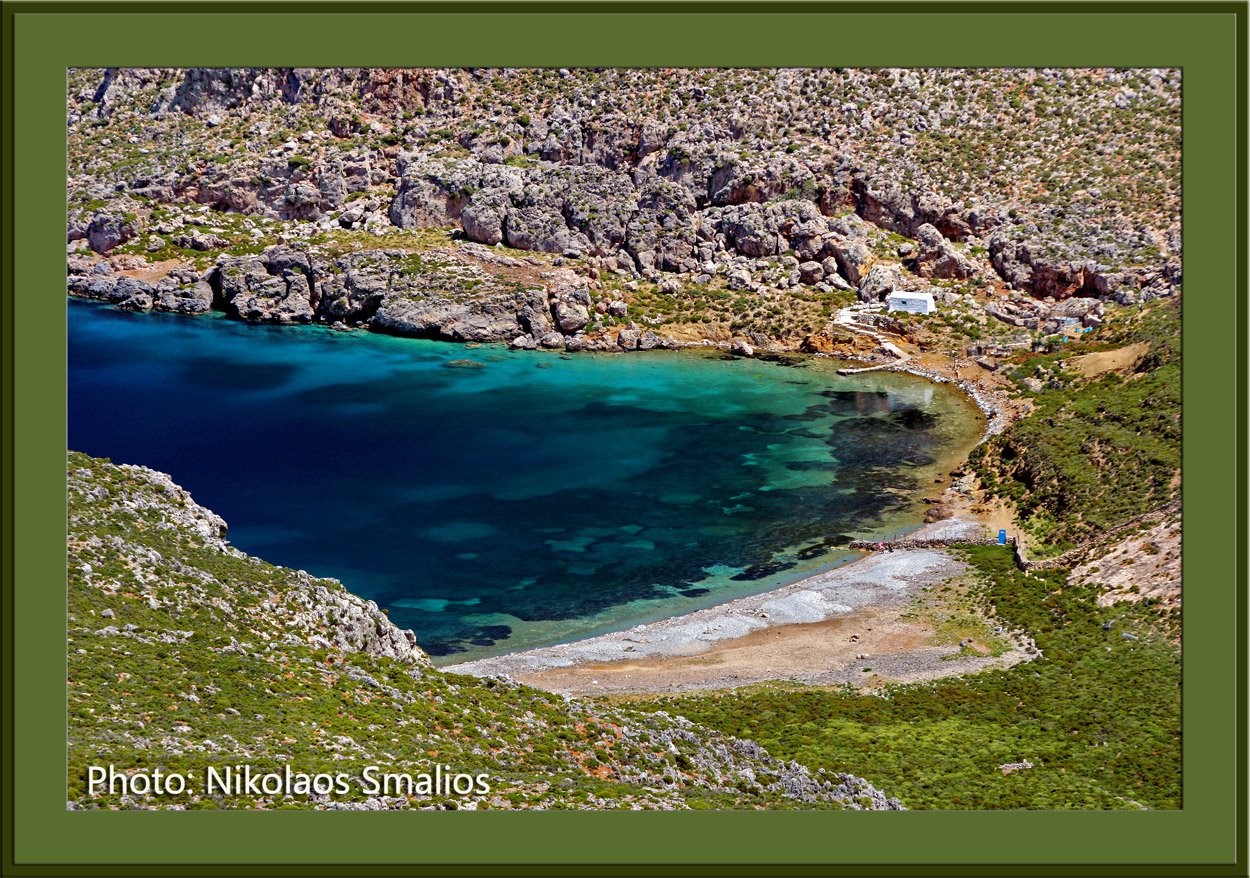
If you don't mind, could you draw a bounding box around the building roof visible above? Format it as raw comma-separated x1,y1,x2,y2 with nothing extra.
886,290,935,302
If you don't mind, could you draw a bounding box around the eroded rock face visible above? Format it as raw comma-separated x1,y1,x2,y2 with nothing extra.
68,263,215,316
154,279,214,315
858,263,900,302
214,252,314,324
69,66,1182,333
911,223,973,279
87,213,140,254
828,237,874,287
70,242,645,346
372,295,521,342
382,155,925,291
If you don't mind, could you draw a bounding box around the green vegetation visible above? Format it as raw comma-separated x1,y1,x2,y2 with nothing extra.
971,300,1180,555
898,573,1014,659
605,272,853,340
67,452,853,811
636,545,1180,810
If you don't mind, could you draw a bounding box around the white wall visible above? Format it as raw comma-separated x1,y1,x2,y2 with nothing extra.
887,296,934,315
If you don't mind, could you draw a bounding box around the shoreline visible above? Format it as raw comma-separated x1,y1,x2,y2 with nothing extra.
444,516,1037,695
74,296,1028,694
440,344,1025,695
72,293,1021,445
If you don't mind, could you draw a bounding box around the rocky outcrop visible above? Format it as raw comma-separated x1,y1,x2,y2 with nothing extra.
371,294,521,342
852,178,973,241
827,233,874,287
68,450,905,811
68,238,704,351
910,223,973,279
857,263,900,303
213,247,315,323
68,66,1182,333
87,213,140,254
68,264,214,315
68,451,430,669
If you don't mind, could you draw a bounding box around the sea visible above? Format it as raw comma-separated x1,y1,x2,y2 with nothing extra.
68,299,984,663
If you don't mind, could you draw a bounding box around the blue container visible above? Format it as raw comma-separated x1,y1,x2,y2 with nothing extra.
998,529,1008,545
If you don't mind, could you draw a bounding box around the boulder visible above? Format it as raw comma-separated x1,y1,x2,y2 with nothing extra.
827,238,873,286
553,299,590,333
461,202,505,246
87,213,139,254
175,232,230,252
911,223,973,279
858,264,900,302
798,261,824,285
726,268,754,291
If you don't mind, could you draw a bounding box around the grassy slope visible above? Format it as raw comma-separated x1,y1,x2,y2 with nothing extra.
637,546,1180,810
639,306,1183,811
971,299,1181,556
68,452,882,811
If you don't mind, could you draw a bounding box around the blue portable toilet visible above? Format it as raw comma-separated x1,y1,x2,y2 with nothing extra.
998,529,1007,545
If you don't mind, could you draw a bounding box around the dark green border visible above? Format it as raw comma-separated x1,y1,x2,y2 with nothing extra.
2,2,1245,875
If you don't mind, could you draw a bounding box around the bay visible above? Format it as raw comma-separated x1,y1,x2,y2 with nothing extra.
68,299,984,662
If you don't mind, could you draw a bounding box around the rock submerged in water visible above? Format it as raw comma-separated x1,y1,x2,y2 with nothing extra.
444,358,487,369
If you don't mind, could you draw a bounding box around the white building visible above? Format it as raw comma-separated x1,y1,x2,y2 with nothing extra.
886,290,937,315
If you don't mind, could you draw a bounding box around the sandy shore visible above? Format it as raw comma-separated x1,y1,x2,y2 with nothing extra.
445,517,1035,695
447,354,1032,697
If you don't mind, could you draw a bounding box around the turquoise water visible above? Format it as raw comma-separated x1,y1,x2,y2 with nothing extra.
68,300,983,662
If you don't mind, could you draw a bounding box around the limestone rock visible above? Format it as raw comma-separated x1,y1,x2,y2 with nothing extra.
911,223,973,279
858,263,900,302
87,213,139,254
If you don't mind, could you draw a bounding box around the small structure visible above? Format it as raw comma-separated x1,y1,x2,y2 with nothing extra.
886,290,937,315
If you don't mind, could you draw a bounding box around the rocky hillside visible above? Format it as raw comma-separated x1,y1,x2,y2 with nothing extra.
66,67,1180,353
970,297,1180,560
67,451,901,811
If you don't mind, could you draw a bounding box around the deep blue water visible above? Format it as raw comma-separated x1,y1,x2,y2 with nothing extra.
68,299,983,662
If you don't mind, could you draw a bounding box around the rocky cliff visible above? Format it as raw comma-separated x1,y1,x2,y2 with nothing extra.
66,67,1180,352
67,451,902,811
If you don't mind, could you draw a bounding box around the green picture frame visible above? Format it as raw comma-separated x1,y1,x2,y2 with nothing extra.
2,2,1244,874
